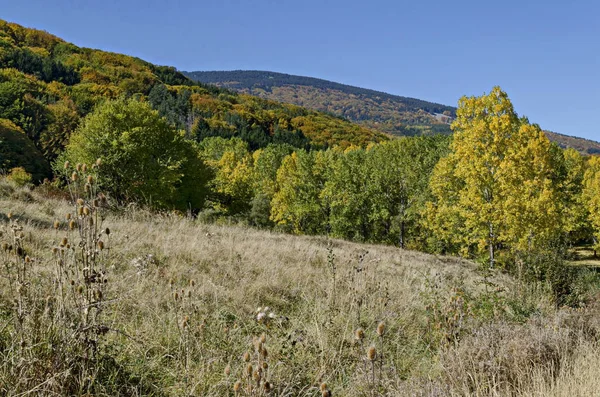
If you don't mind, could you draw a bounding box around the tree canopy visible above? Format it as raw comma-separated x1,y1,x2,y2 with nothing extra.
59,98,210,211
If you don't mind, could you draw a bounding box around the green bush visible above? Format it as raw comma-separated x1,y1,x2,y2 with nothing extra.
58,98,211,211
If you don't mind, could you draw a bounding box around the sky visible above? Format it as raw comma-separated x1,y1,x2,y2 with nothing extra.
2,0,599,141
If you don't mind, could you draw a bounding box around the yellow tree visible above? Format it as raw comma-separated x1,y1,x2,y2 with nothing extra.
583,156,600,252
427,87,561,267
549,147,591,245
500,122,561,251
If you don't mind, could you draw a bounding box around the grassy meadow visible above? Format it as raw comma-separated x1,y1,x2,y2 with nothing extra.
1,178,600,396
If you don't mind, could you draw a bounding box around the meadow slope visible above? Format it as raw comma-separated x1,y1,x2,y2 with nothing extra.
1,180,599,396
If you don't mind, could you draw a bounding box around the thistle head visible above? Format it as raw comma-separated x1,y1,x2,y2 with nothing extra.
377,321,385,337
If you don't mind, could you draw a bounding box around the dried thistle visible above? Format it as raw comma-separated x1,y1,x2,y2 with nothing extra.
355,328,365,341
367,346,377,361
377,321,385,337
233,380,242,393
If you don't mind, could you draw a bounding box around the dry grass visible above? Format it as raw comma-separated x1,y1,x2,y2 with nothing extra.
1,179,599,396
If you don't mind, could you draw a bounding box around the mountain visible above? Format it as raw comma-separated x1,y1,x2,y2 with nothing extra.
544,131,600,155
184,70,600,155
184,70,456,136
0,21,387,181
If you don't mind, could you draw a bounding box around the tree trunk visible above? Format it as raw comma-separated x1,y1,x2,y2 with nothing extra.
489,222,495,268
399,220,405,249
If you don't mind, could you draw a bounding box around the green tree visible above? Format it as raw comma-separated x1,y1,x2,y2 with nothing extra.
270,150,333,234
59,98,209,211
322,147,371,241
366,135,450,247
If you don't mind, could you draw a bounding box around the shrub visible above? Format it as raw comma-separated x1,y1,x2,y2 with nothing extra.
7,167,32,186
57,98,211,211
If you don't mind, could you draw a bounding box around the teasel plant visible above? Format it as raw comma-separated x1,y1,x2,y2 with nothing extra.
233,333,274,396
52,159,113,390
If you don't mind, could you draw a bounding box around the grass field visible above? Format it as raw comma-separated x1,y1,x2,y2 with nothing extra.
1,179,599,396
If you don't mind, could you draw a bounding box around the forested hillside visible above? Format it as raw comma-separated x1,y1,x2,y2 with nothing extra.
545,131,600,154
184,70,456,136
0,20,386,182
185,70,600,154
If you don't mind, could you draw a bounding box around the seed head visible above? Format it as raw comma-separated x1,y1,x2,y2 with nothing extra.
246,364,253,377
87,175,94,184
233,381,242,393
77,285,84,294
377,321,385,337
224,365,231,376
264,381,272,393
69,220,76,230
61,237,68,246
243,351,251,362
320,383,328,392
53,220,60,229
96,158,102,166
83,206,90,216
64,161,70,170
77,198,85,206
76,163,82,172
367,346,377,361
355,328,365,341
65,213,71,220
84,183,91,194
71,172,78,182
93,199,99,208
104,227,110,236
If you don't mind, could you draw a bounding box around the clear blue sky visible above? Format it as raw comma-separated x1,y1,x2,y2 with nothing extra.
3,0,599,141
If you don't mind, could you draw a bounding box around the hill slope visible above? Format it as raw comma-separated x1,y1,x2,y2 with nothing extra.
184,70,456,136
2,178,600,395
0,21,387,181
185,70,600,155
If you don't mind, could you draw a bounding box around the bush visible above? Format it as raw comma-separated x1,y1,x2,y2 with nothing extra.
7,167,32,186
58,98,211,211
